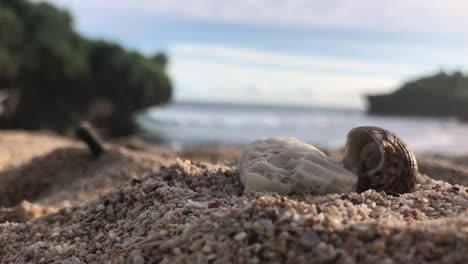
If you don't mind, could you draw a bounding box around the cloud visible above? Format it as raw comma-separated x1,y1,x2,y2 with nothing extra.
47,0,468,34
168,48,402,108
170,44,424,76
42,0,467,107
244,84,269,96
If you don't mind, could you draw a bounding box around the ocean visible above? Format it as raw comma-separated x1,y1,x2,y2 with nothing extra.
136,101,468,155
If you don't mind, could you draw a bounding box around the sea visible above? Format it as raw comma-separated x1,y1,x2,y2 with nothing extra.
136,101,468,156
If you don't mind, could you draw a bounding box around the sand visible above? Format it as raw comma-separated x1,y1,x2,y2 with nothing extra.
0,130,467,263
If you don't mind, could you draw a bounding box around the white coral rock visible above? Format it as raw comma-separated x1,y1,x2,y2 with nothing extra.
238,137,357,195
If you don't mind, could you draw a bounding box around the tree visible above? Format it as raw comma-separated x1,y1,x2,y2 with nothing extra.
152,52,168,68
0,0,172,137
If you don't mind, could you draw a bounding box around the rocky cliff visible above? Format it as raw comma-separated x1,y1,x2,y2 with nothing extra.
367,71,468,120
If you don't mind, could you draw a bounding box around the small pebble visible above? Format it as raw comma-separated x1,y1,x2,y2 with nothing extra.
234,232,247,241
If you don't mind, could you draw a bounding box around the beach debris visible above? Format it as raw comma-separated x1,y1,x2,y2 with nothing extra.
75,121,105,158
238,126,417,195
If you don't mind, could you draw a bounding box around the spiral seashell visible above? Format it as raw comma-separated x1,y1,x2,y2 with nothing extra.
342,126,418,194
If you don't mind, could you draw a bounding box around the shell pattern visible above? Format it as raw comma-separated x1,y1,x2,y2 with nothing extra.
343,126,418,194
238,137,358,195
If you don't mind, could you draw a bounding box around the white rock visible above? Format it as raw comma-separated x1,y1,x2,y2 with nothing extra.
238,137,357,195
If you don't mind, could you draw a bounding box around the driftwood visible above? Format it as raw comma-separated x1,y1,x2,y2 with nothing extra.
75,122,105,158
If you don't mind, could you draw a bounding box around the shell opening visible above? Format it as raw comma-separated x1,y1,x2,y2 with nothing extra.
343,129,382,177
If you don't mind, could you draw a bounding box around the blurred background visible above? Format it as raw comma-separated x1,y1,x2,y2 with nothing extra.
2,0,468,155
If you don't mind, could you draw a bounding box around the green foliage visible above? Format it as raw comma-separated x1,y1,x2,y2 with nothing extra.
394,71,468,99
0,6,23,47
0,6,22,86
0,46,18,85
0,0,172,136
152,52,168,68
368,71,468,120
87,40,172,109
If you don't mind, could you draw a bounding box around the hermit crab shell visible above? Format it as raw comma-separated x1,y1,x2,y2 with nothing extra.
238,137,358,195
342,126,418,194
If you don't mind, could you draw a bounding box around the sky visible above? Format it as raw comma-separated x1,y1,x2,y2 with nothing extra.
45,0,468,109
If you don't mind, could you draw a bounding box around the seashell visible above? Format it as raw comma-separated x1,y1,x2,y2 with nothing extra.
238,126,418,195
237,137,358,195
342,126,417,194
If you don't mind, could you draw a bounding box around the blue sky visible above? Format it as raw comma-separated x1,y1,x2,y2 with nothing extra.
46,0,468,108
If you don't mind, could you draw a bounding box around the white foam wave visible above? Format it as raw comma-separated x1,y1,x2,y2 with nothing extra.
139,102,468,155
